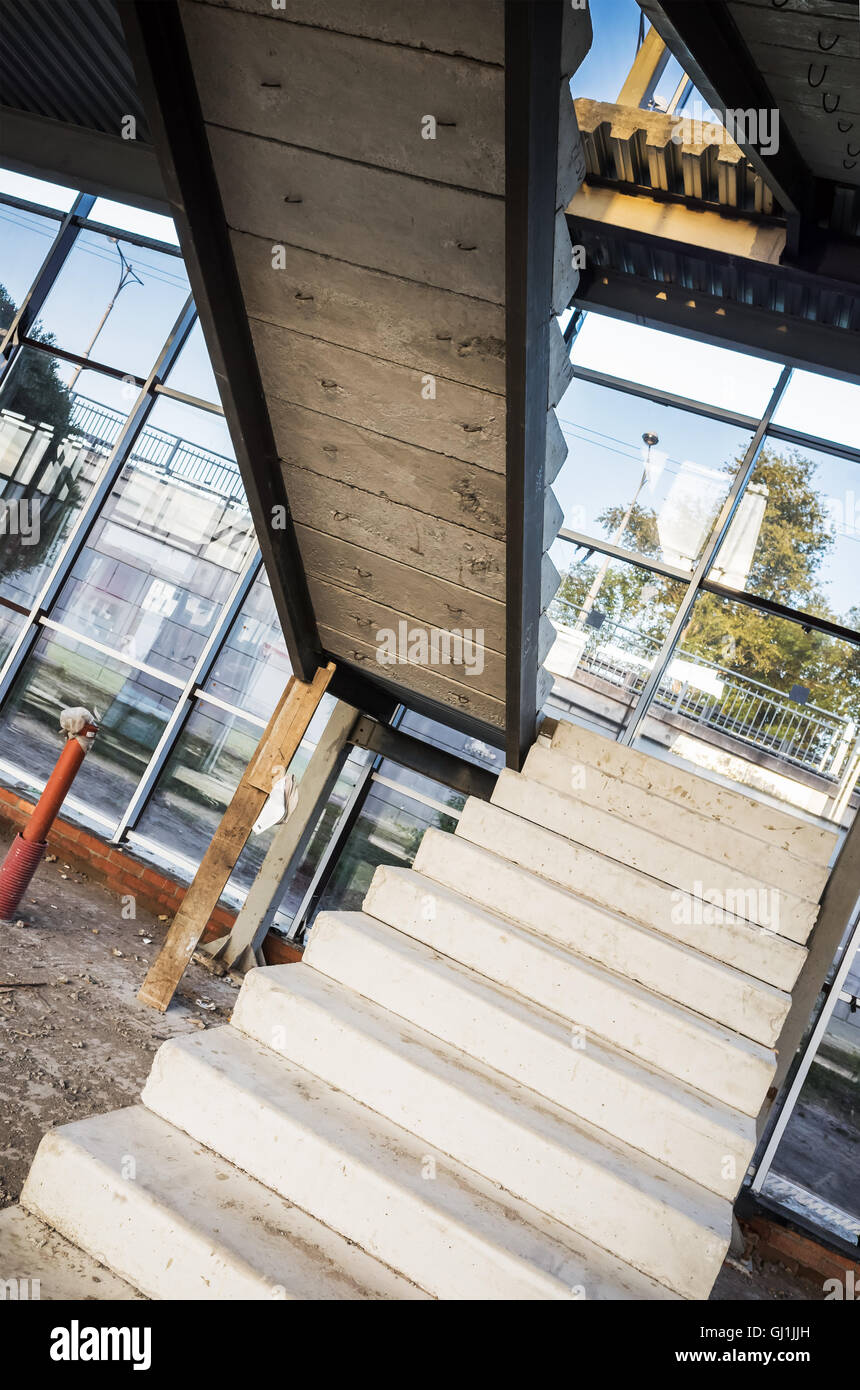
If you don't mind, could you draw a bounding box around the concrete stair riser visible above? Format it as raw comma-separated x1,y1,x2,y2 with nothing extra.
413,835,792,1043
524,742,827,903
362,870,777,1115
231,963,732,1296
491,770,817,944
141,1027,675,1301
550,720,836,870
304,914,757,1199
21,1107,422,1301
454,799,807,991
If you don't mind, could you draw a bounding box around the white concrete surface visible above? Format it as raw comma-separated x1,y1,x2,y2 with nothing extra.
524,742,827,902
9,716,827,1301
142,1027,672,1301
304,912,757,1198
491,768,818,943
363,868,777,1115
22,1106,424,1301
551,719,837,869
454,798,808,990
0,1206,144,1300
414,832,792,1043
231,961,732,1296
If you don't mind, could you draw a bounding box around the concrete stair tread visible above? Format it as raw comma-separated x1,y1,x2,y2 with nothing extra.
490,768,817,943
22,1106,426,1301
230,960,733,1295
413,834,793,1042
0,1205,145,1301
361,871,776,1115
524,741,829,901
454,798,807,990
305,911,757,1199
550,719,837,868
142,1024,678,1300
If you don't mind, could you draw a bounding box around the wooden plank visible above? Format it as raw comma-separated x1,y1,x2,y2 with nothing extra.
748,45,858,91
221,699,360,969
727,3,859,58
296,527,507,653
186,0,505,64
267,399,505,540
251,321,505,470
231,231,505,393
205,124,505,302
309,578,505,699
319,626,505,727
137,663,335,1011
284,466,506,600
182,2,504,194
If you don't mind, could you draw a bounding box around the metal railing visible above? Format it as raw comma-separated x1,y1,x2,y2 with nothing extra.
548,596,855,778
69,393,245,503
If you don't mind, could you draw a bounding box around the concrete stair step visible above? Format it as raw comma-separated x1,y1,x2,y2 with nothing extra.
360,871,776,1114
305,911,756,1198
455,798,807,991
141,1025,675,1301
231,961,732,1296
551,719,837,870
524,741,827,902
414,830,791,1043
491,768,817,944
0,1205,144,1301
21,1106,424,1301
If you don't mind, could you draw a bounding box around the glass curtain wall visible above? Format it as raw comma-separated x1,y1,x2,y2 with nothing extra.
547,312,860,828
0,170,502,924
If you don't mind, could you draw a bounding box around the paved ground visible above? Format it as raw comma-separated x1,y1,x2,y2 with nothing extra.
0,831,826,1300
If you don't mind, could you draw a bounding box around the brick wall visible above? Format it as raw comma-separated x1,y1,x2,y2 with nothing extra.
0,786,300,964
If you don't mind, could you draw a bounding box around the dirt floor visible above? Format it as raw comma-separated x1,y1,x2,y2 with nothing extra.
0,832,829,1301
0,832,237,1209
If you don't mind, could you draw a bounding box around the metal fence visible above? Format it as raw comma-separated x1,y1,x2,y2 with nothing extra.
69,393,245,503
549,596,855,778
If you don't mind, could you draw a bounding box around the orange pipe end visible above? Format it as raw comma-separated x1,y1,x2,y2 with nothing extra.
22,726,97,844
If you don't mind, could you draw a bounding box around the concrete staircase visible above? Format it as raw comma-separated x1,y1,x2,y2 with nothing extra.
0,720,835,1300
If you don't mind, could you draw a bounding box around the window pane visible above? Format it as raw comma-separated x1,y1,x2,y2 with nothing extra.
0,203,62,331
312,761,465,920
762,942,860,1244
398,708,504,773
633,591,860,823
707,439,860,629
0,604,26,667
204,572,292,721
52,400,256,680
137,701,265,867
36,229,189,378
555,378,754,572
164,319,220,404
0,352,118,609
0,170,77,211
87,198,179,247
545,540,688,736
570,312,783,416
771,369,859,453
0,628,178,826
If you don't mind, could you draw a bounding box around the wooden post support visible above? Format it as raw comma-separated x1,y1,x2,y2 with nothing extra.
138,662,335,1011
220,699,361,971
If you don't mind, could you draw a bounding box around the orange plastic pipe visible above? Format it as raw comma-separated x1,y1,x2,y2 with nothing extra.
23,728,97,844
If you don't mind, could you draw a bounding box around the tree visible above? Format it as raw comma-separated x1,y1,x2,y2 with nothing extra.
553,444,859,716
